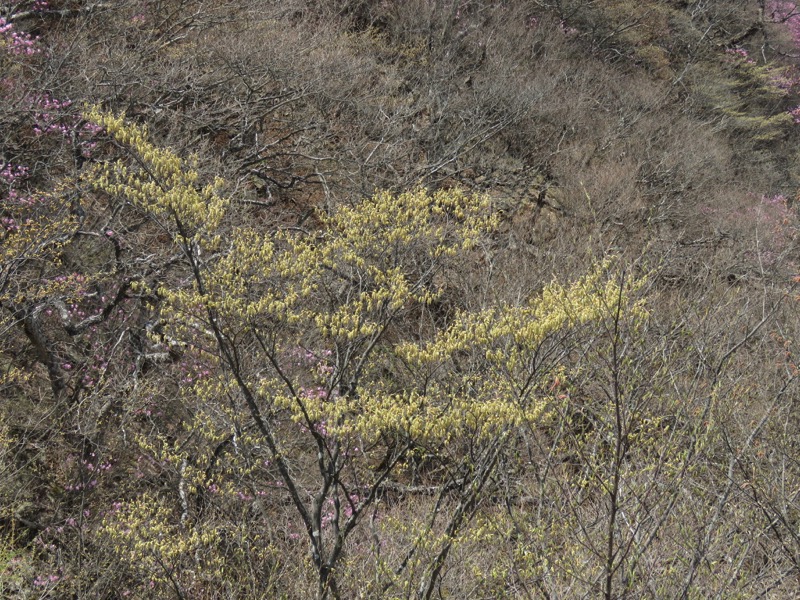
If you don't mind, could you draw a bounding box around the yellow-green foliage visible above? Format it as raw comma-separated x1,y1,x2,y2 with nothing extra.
0,193,76,304
401,265,639,366
98,492,224,593
0,528,35,598
80,109,643,447
693,51,796,143
0,184,78,397
82,106,228,245
80,109,648,595
0,420,16,522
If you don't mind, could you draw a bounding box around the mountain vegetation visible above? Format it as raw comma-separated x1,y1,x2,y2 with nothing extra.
3,0,800,597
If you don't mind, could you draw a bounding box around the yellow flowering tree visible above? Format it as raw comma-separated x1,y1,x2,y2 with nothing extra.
82,107,640,598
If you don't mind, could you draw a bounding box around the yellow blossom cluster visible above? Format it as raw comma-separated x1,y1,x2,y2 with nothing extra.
157,185,498,353
0,187,79,392
399,264,642,367
73,109,646,499
82,107,228,243
0,198,76,306
98,492,224,590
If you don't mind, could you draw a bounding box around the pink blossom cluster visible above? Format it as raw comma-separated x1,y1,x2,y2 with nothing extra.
288,346,336,395
64,514,86,527
81,353,110,388
343,492,360,519
133,403,163,417
31,94,74,136
83,454,114,473
64,479,98,491
321,497,336,529
559,19,578,37
761,193,791,209
45,272,91,294
27,94,102,164
320,492,361,528
0,17,40,55
769,0,800,47
341,443,360,458
33,573,61,587
725,47,755,64
2,189,43,206
297,418,329,436
770,68,800,93
1,163,29,207
0,162,28,184
300,386,329,400
51,510,90,534
789,105,800,123
726,47,750,59
2,93,102,209
1,216,19,232
177,356,212,385
289,346,333,365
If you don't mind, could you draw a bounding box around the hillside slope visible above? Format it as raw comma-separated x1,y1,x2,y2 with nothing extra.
3,1,800,598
